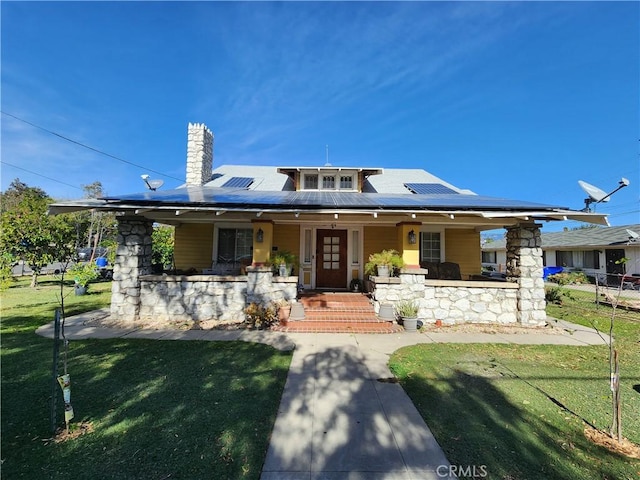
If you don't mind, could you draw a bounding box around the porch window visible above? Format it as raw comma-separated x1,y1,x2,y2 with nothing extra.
351,230,359,264
420,232,441,263
303,229,312,264
217,228,253,267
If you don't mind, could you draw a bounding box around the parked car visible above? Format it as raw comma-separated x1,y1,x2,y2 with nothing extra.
77,247,108,261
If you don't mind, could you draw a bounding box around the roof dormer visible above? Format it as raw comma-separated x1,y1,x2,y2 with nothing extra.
276,167,383,193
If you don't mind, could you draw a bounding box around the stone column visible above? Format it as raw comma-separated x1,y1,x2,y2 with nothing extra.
111,217,154,323
505,223,546,326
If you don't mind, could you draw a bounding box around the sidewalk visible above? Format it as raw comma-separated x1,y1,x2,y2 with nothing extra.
36,313,608,480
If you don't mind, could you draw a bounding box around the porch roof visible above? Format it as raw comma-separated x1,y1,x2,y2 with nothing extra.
49,186,609,226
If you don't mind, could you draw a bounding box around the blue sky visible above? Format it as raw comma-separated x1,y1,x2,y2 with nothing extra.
2,1,638,231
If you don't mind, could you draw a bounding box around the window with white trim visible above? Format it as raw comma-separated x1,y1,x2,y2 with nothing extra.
420,232,441,263
217,228,253,266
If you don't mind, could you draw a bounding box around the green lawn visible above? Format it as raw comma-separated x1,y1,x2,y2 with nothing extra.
1,276,292,479
389,288,640,480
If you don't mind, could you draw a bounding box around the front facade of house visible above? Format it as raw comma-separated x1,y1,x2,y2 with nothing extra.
482,225,640,285
51,123,608,328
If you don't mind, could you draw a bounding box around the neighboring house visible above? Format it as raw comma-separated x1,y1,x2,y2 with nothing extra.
50,123,608,327
482,224,640,285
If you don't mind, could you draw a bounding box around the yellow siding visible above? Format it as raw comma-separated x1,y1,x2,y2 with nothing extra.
273,225,300,260
445,229,481,278
363,226,398,261
174,224,214,271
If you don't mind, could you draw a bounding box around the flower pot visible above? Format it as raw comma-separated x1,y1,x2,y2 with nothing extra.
279,264,288,277
278,306,291,325
74,285,87,296
378,304,395,320
402,316,418,332
376,265,390,277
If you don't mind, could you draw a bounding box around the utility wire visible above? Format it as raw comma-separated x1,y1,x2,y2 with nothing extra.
1,160,83,190
2,111,183,182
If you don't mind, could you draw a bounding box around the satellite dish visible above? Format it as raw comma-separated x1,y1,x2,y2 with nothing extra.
141,174,164,191
577,177,629,212
578,180,610,203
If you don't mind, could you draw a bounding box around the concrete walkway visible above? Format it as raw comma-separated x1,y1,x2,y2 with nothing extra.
36,313,608,480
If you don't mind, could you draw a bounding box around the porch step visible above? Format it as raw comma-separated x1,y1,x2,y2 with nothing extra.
273,291,402,334
273,321,403,334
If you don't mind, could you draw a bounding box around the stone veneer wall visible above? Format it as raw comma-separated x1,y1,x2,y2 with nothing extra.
505,223,546,325
110,217,154,321
132,268,297,328
372,224,546,326
373,272,519,324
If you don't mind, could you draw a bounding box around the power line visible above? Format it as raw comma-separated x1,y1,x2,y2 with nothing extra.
1,160,83,190
1,111,183,182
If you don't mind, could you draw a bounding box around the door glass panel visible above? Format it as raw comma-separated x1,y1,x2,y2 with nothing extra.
323,262,331,269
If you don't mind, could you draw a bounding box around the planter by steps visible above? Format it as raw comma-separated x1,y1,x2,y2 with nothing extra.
378,304,395,321
401,316,418,332
290,302,305,320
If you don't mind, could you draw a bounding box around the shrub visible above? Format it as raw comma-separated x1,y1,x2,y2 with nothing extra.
395,299,419,318
244,302,278,329
545,286,574,305
68,262,99,287
547,271,589,286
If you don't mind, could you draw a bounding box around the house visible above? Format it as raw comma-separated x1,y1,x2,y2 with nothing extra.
482,224,640,285
50,123,608,328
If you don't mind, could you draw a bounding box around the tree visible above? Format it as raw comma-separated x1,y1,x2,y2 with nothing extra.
152,225,175,271
0,179,76,287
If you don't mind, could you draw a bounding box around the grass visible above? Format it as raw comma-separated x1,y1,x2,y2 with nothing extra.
389,287,640,480
1,276,292,479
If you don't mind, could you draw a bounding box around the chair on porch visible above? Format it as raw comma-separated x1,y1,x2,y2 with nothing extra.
438,262,462,280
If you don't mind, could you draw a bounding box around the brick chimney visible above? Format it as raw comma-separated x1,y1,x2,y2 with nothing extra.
186,123,213,186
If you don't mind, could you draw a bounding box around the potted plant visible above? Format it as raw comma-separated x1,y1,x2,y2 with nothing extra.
364,249,405,278
275,298,292,325
271,251,299,276
68,262,99,295
395,299,419,332
349,278,363,292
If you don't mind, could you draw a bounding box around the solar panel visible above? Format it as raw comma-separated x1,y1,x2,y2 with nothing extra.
404,183,458,195
222,177,254,188
105,187,562,210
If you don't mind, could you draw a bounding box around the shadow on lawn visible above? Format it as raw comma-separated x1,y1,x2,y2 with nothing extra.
399,368,638,479
1,323,291,479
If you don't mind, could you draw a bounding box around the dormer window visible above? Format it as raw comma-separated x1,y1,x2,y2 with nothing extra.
304,174,319,190
340,175,353,189
322,175,336,189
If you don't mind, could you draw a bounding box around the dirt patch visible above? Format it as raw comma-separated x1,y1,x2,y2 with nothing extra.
83,315,249,331
584,427,640,459
420,322,566,335
45,422,94,444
